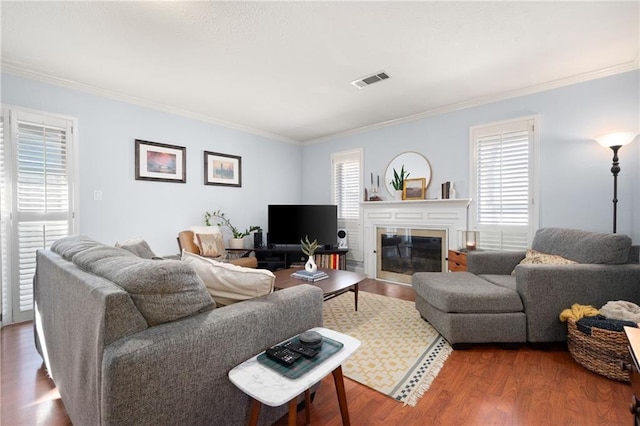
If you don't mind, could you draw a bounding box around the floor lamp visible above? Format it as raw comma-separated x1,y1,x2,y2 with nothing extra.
595,131,638,233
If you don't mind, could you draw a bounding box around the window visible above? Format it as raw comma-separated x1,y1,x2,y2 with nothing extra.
331,149,362,262
0,108,77,324
469,117,538,250
0,114,7,326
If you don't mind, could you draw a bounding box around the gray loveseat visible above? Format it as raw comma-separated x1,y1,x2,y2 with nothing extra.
34,235,324,425
412,228,640,346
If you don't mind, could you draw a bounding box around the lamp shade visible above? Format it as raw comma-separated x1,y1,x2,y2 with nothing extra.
595,131,638,148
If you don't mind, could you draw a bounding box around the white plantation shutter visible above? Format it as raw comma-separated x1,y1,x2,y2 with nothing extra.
332,149,362,262
477,231,530,252
0,114,8,324
3,109,75,323
470,118,536,250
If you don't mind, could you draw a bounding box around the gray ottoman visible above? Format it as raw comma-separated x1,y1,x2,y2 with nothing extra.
412,272,526,346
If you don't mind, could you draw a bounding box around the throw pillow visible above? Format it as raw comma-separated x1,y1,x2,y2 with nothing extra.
73,245,215,326
181,251,274,307
196,233,223,258
116,238,157,259
189,225,226,257
512,249,577,275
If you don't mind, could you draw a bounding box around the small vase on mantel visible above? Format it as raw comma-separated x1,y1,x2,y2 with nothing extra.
395,190,403,201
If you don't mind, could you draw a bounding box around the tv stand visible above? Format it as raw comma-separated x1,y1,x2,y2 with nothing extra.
254,247,348,271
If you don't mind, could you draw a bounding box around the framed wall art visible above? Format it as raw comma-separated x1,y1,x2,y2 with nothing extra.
403,178,426,200
204,151,242,187
135,139,186,183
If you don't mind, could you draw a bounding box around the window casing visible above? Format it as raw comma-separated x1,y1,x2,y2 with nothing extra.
331,149,362,262
0,114,7,326
469,117,538,250
1,107,77,325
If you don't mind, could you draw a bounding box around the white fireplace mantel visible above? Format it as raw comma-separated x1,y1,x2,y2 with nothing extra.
361,199,471,280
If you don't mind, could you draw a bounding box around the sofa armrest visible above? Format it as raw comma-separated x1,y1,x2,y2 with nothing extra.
101,284,324,426
515,263,640,342
467,251,526,275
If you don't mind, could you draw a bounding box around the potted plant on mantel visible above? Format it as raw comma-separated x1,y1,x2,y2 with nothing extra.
204,210,261,249
390,165,409,201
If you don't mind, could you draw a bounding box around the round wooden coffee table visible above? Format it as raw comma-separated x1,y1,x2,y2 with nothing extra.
273,268,366,311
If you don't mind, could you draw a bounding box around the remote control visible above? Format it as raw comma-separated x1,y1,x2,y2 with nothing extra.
266,346,302,365
283,340,319,358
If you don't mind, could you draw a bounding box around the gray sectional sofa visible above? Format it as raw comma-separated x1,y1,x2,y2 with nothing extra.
412,228,640,346
34,235,324,425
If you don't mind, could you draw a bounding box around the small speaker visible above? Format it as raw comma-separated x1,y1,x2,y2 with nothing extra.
253,231,263,248
337,229,348,249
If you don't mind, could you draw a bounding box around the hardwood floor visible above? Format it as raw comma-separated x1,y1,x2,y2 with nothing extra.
1,279,633,425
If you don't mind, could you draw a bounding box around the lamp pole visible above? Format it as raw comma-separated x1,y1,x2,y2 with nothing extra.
595,131,638,235
609,145,621,233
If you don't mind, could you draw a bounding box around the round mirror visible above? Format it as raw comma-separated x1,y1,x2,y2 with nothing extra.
384,151,432,197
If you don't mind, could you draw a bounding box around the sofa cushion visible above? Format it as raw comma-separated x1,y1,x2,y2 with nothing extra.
532,227,632,264
478,274,518,292
181,251,274,306
51,234,109,261
72,245,215,326
412,272,523,313
115,238,157,259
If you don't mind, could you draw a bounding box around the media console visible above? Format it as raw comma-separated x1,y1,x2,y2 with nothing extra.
254,247,348,271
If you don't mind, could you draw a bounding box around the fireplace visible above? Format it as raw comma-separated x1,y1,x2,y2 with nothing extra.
376,227,447,284
361,199,471,285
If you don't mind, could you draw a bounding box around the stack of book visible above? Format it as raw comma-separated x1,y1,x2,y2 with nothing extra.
291,270,329,282
441,181,456,199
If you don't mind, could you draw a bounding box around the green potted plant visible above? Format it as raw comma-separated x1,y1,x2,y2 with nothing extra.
390,165,409,200
301,235,319,273
205,210,261,249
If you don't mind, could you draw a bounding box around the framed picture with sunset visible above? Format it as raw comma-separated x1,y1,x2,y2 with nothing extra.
135,139,186,183
204,151,242,187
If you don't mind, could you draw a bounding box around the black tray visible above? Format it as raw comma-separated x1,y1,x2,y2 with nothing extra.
257,335,344,379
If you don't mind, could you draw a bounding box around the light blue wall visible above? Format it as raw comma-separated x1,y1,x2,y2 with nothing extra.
302,70,640,243
3,70,638,253
1,73,303,255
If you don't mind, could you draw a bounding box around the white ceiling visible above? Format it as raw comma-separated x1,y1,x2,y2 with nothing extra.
1,1,638,143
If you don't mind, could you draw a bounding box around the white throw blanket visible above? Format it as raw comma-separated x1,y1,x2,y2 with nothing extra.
600,300,640,323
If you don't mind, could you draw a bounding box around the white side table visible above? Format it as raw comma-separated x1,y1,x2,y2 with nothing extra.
228,327,361,426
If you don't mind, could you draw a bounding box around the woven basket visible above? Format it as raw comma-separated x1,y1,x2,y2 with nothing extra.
566,318,631,382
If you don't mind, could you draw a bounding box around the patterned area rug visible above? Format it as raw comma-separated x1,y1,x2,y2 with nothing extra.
323,291,452,406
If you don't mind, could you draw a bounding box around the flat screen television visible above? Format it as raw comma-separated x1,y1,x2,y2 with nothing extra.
268,204,338,248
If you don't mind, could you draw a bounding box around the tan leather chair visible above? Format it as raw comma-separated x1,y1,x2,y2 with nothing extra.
177,230,258,268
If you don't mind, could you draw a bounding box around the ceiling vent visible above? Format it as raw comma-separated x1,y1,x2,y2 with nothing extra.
351,71,390,89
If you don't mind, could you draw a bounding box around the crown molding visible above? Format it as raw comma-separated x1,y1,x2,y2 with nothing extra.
304,57,640,145
3,56,637,147
0,62,301,145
